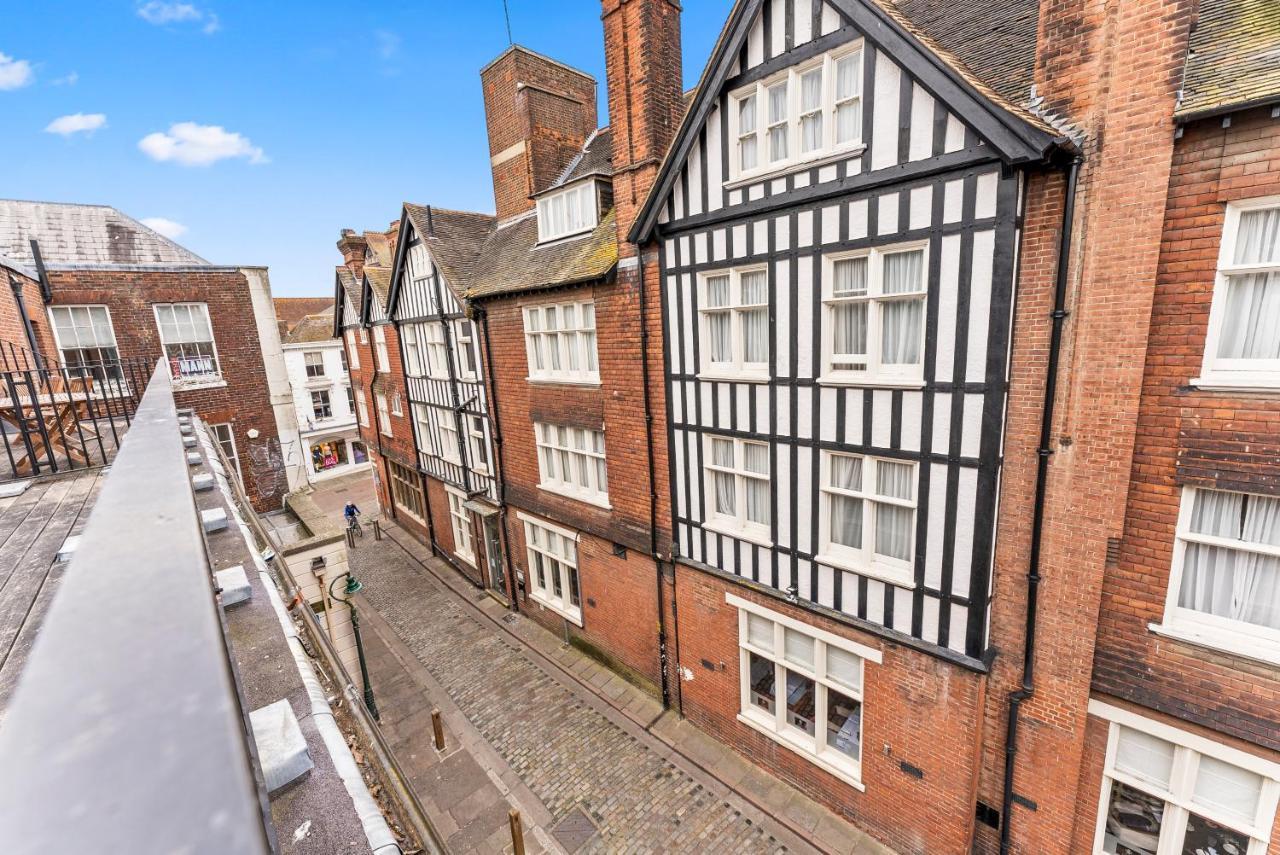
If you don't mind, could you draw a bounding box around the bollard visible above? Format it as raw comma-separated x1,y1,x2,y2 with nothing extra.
346,527,355,549
431,708,445,751
373,518,382,541
508,809,525,855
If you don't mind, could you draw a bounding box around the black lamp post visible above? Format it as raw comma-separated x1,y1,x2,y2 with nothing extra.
328,570,379,721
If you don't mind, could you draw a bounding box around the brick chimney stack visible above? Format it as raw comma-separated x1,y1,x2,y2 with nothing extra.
602,0,683,257
480,46,598,221
336,229,369,278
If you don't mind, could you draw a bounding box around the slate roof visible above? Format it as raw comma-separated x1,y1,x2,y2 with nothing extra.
0,199,208,267
274,297,334,332
402,205,496,291
539,128,614,195
1177,0,1280,119
283,311,337,345
465,208,618,300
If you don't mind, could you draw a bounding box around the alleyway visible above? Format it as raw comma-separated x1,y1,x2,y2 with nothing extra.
345,516,891,855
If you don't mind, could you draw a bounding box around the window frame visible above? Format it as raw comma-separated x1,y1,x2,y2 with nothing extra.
446,486,477,566
819,241,929,387
1154,485,1280,664
523,301,600,385
345,330,361,369
372,324,390,372
48,304,121,372
355,388,369,428
519,512,583,625
467,414,489,474
817,451,918,587
375,392,392,437
534,422,609,508
1196,195,1280,390
153,302,221,383
1089,699,1280,855
697,266,770,381
310,389,332,421
703,434,772,545
455,319,479,381
729,594,880,791
536,180,599,244
386,459,425,523
303,350,326,379
208,422,242,483
727,41,865,185
400,323,424,377
423,323,449,380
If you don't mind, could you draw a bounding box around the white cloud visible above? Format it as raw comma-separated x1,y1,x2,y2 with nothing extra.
374,30,400,60
138,122,267,166
140,217,188,239
52,71,79,86
0,53,34,90
136,2,220,34
45,112,107,136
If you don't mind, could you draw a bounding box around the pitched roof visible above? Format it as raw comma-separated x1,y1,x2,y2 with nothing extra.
283,311,337,345
1177,0,1280,120
274,297,334,332
465,209,618,300
0,199,208,267
539,128,614,195
365,267,392,311
401,204,496,292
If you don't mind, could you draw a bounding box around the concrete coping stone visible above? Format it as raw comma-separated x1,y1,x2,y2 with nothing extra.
248,699,313,795
0,480,31,498
201,508,229,533
186,452,203,466
214,565,252,607
192,473,215,492
182,436,197,448
56,534,81,562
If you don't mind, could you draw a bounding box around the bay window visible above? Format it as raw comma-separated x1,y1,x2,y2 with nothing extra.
821,243,927,385
705,435,770,541
818,452,917,587
699,267,769,379
521,513,582,625
524,301,599,384
729,43,863,182
1159,486,1280,662
1198,198,1280,388
154,303,219,381
732,595,879,788
535,423,608,506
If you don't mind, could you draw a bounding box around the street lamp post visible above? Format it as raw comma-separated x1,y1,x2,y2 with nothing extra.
328,571,379,721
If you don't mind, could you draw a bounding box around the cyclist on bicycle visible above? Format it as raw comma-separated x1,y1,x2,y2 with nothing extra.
344,502,361,528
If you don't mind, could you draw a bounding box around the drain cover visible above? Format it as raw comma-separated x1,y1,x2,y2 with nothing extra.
551,807,598,853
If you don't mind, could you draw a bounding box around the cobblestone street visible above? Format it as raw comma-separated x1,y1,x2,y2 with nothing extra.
347,520,889,855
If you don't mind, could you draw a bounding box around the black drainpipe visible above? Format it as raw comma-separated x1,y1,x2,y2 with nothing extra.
636,250,672,710
476,304,520,613
1000,155,1081,854
8,274,43,370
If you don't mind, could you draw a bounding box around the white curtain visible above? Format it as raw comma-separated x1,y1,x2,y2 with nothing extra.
829,455,863,548
1218,272,1280,360
800,69,822,152
833,257,868,296
768,82,788,160
738,94,756,134
740,271,769,363
712,439,736,515
835,51,861,146
873,461,915,561
1180,490,1280,630
832,303,867,364
1234,208,1280,265
743,443,770,525
881,299,923,365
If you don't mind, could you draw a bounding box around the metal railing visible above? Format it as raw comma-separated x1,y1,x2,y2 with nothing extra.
0,362,274,854
0,355,151,481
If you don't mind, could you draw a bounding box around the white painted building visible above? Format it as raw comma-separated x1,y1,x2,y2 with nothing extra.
280,311,370,482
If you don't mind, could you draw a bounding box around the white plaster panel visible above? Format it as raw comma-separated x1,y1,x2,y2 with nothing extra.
871,389,892,449
934,234,961,381
924,462,948,589
900,390,922,452
820,387,838,442
909,185,932,230
961,393,983,459
795,256,814,377
821,205,841,245
848,198,868,239
877,192,899,236
908,83,935,161
966,229,995,383
975,171,999,219
944,114,966,152
951,466,978,595
943,178,964,224
871,52,901,171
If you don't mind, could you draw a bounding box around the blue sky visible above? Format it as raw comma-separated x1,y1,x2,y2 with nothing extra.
1,1,734,296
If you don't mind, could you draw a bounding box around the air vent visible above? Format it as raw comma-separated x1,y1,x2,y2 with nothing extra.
975,801,1001,829
1106,537,1123,565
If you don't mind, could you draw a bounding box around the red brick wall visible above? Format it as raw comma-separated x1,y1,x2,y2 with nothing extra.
0,268,57,368
46,268,285,511
673,566,985,855
1092,107,1280,749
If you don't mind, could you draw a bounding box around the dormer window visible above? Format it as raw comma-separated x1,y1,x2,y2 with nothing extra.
537,181,598,243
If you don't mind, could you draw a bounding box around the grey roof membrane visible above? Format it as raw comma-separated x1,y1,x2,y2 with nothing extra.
0,199,208,267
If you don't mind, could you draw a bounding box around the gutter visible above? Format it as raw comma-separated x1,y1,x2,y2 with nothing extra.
999,155,1081,854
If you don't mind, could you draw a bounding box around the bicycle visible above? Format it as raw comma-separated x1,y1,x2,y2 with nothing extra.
346,515,363,538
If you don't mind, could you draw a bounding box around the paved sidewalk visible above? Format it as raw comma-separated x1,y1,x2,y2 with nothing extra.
349,519,893,855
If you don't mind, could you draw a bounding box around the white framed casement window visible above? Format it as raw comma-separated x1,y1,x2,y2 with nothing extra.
728,42,864,184
310,389,332,421
208,422,242,483
372,324,390,372
386,459,425,522
424,323,449,379
704,435,771,543
414,403,459,464
345,330,361,369
401,323,424,377
455,319,479,381
339,347,347,372
154,303,220,382
1089,700,1280,855
412,275,438,317
520,512,583,625
355,388,369,428
49,305,121,377
375,392,392,437
699,267,769,380
730,594,880,790
359,327,369,345
466,414,489,473
817,452,917,587
820,242,927,386
390,391,402,417
536,181,598,243
446,486,476,565
1196,197,1280,390
344,385,355,415
534,422,609,507
303,351,325,379
1153,486,1280,664
523,301,599,384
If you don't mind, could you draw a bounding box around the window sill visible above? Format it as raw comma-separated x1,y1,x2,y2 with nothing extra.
304,376,331,386
702,517,773,548
1148,622,1280,669
696,371,770,385
534,229,595,249
815,551,914,588
172,376,227,391
455,549,477,568
816,375,925,390
526,375,602,388
529,591,584,627
1188,375,1280,395
724,145,867,191
537,484,612,511
736,711,865,791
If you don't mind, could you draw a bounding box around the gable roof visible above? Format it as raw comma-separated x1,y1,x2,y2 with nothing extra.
630,0,1067,243
387,204,496,315
1177,0,1280,120
332,267,362,334
465,208,618,300
0,199,208,267
283,311,337,345
365,267,392,311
